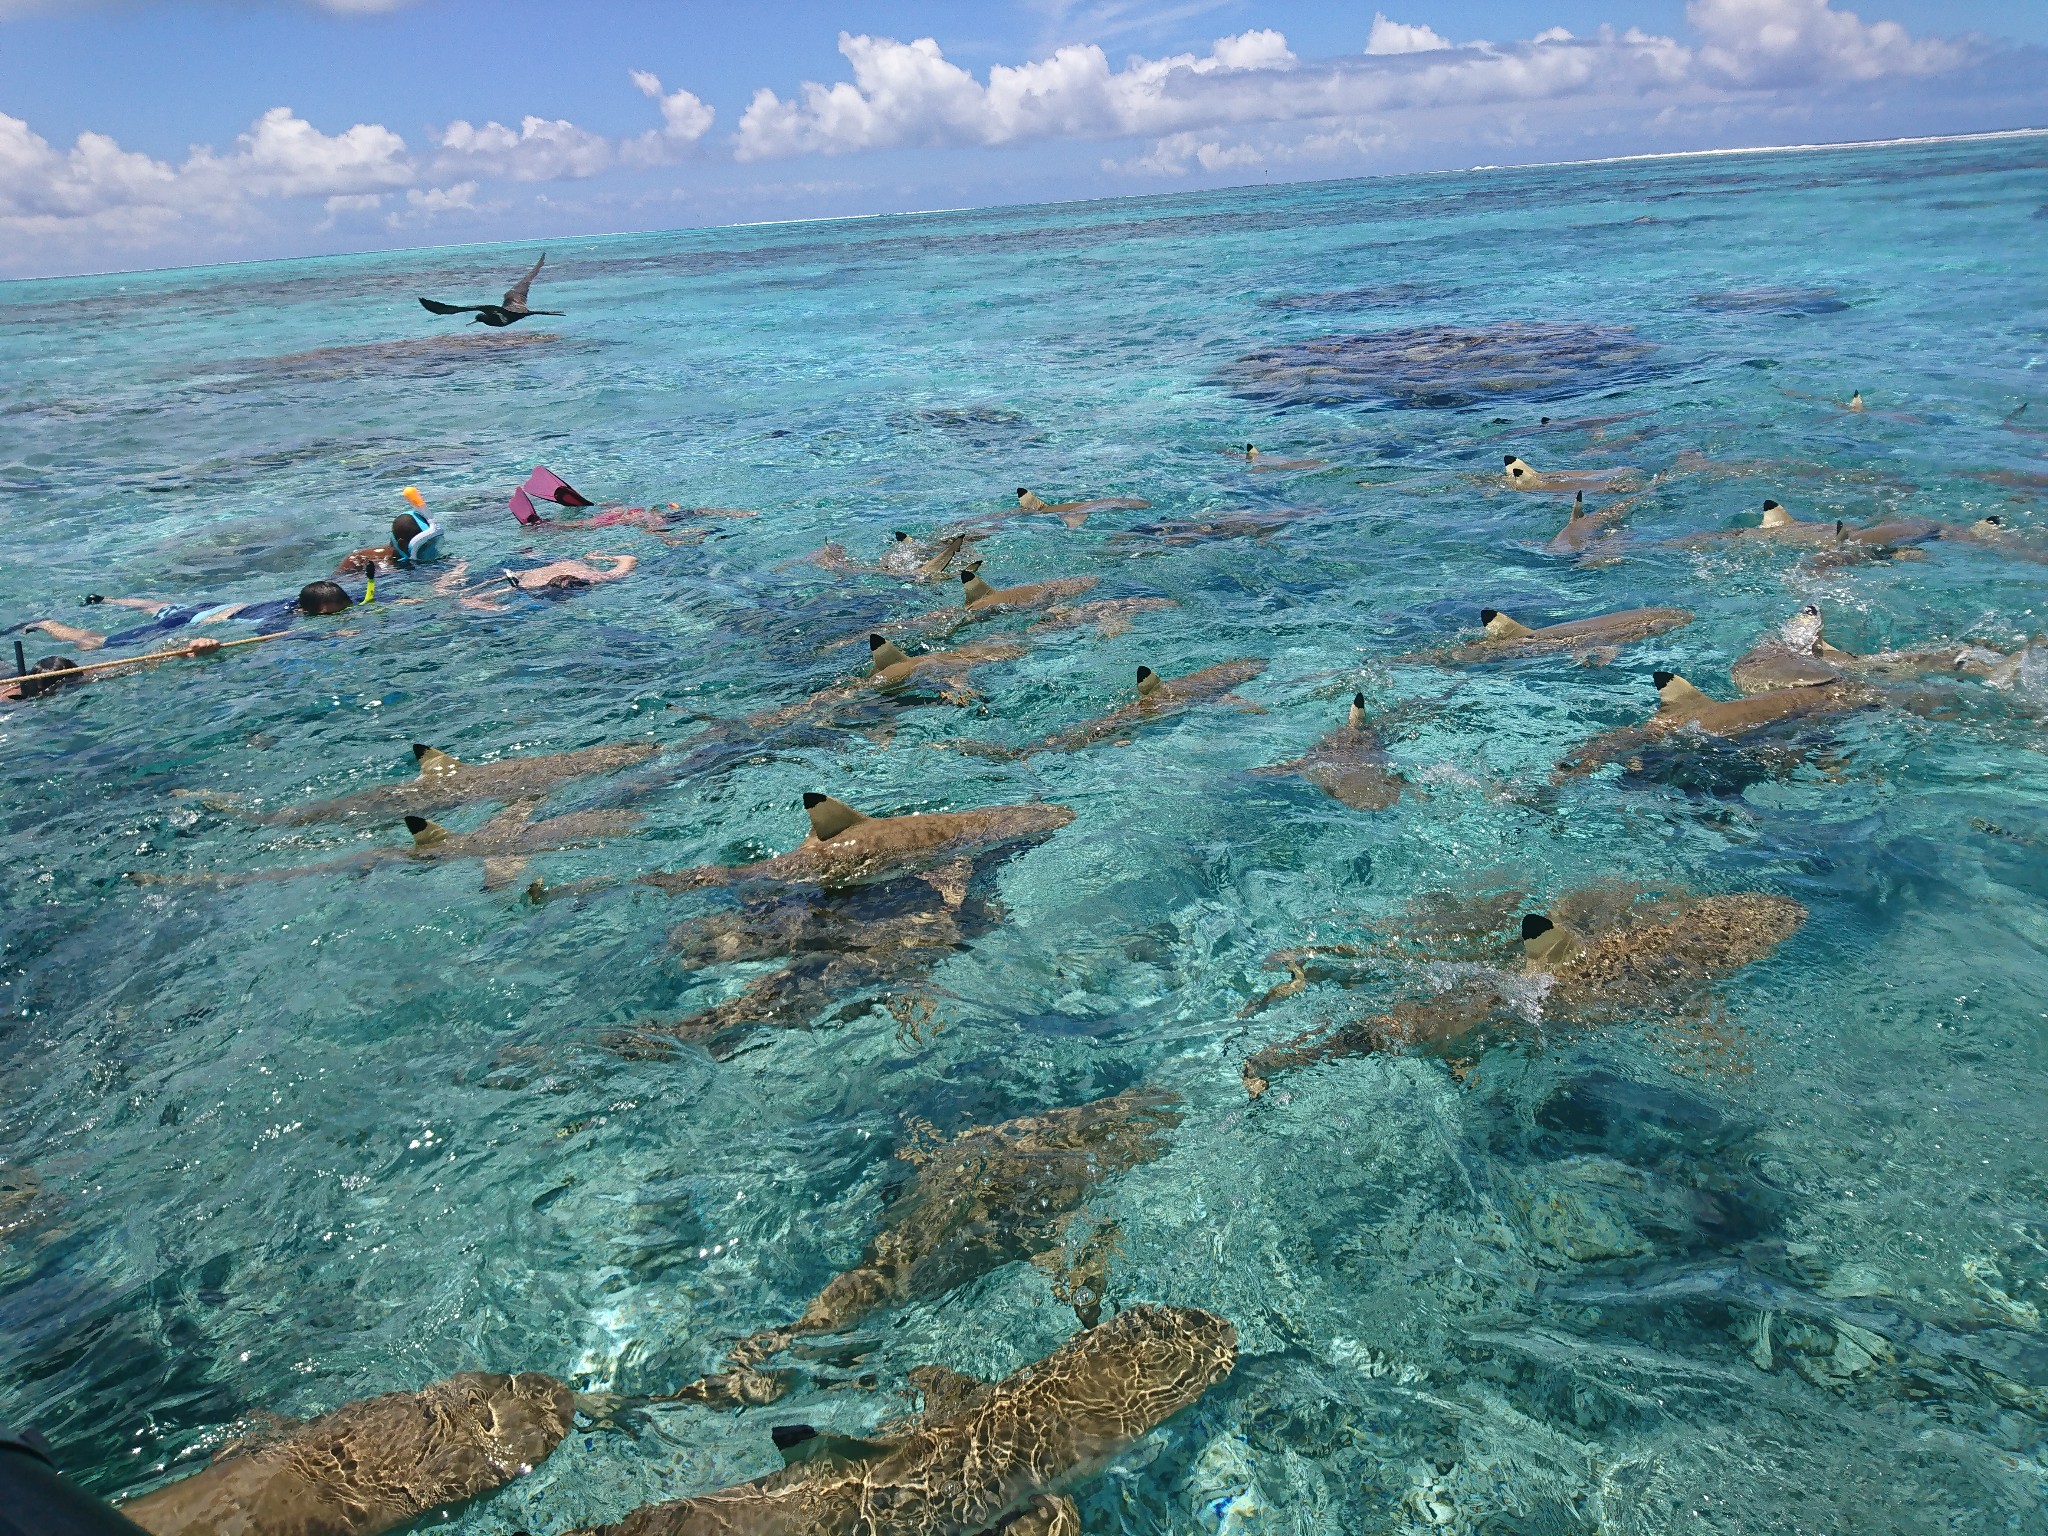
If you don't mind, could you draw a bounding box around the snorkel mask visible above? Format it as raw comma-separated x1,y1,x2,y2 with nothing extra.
396,514,442,564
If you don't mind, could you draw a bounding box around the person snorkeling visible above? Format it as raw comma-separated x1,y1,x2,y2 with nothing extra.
5,580,356,652
510,466,755,543
438,554,637,611
336,510,446,575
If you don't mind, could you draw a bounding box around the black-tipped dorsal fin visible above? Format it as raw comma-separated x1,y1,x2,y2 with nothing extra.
1503,455,1536,481
1569,490,1585,521
1759,499,1794,529
1347,691,1366,729
803,792,867,841
893,530,912,542
414,744,463,775
1652,670,1711,709
405,815,450,846
1016,489,1049,510
1521,912,1582,965
1135,665,1164,699
960,568,995,605
868,635,912,673
1481,609,1534,640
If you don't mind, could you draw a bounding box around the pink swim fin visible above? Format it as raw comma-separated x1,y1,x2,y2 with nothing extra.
511,465,594,524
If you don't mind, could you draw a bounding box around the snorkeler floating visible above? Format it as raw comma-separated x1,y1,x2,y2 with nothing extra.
417,253,561,327
511,466,755,539
6,580,356,652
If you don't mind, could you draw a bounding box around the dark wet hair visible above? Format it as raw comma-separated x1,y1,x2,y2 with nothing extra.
298,580,354,616
391,512,425,547
19,655,81,698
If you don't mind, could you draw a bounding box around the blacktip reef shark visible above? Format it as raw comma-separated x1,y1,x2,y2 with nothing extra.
567,1304,1236,1536
1553,669,1877,780
1733,606,2018,693
961,563,1102,614
1250,692,1406,810
1027,596,1180,638
188,740,661,827
1242,443,1329,471
122,1372,579,1536
1501,455,1643,492
1108,507,1316,550
1420,605,1692,666
1242,885,1804,1097
709,1089,1185,1387
131,802,642,891
811,530,988,583
641,793,1075,894
1009,487,1153,528
735,637,1031,735
958,659,1267,760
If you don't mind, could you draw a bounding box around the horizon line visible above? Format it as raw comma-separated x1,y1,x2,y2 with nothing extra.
6,122,2044,288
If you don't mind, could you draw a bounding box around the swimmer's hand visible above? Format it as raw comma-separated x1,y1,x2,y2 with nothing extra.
185,637,222,657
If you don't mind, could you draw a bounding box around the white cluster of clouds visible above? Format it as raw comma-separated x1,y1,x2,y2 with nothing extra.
0,0,1997,270
0,68,713,253
734,0,1973,173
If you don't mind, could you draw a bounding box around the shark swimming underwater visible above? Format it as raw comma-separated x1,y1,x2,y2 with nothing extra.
121,1372,578,1536
564,1304,1236,1536
1422,605,1693,666
959,660,1267,760
641,794,1075,894
1250,693,1406,810
1544,491,1629,556
812,531,989,582
1553,670,1875,780
1109,508,1315,550
1241,885,1804,1097
130,803,643,891
720,1089,1186,1372
192,741,662,827
1028,596,1180,639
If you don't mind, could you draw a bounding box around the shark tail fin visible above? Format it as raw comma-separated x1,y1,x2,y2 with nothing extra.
1520,912,1583,965
960,569,995,604
1479,608,1534,640
868,634,912,673
1759,499,1794,529
1136,665,1165,699
802,792,867,841
413,743,463,775
405,815,451,847
1652,670,1711,709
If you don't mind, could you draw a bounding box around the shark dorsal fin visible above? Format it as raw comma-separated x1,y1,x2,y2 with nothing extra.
868,634,912,673
960,568,994,604
1847,391,1864,411
1504,455,1536,482
1759,500,1795,529
1245,444,1259,459
1973,516,2006,534
1521,913,1582,966
1016,489,1049,511
1480,608,1534,640
1568,490,1585,523
1652,670,1711,709
1347,691,1366,730
413,744,463,775
893,531,912,542
1135,665,1164,699
405,815,450,847
803,792,867,841
770,1425,895,1472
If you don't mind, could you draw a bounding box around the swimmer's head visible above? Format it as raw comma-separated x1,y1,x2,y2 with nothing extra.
390,510,442,564
391,512,424,548
298,580,354,616
18,655,81,699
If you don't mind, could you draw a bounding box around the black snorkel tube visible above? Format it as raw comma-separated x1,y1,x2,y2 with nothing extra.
0,1423,155,1536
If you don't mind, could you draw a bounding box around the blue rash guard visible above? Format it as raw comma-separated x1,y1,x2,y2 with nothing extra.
102,597,301,648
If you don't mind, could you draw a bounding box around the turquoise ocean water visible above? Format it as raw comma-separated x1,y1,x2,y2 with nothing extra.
3,132,2048,1533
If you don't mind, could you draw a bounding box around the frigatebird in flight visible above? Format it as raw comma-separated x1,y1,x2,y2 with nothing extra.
418,254,562,327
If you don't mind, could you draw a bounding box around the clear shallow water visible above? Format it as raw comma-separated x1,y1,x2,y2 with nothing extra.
2,133,2048,1534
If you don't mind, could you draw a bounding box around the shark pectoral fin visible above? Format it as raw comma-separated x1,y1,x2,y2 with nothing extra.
1479,609,1535,640
413,743,463,775
1059,511,1090,529
481,857,531,891
1577,645,1620,668
923,858,973,910
770,1425,896,1472
405,815,451,847
803,792,868,841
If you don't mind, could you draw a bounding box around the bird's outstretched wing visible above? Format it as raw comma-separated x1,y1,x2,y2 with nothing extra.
503,253,545,311
419,298,483,315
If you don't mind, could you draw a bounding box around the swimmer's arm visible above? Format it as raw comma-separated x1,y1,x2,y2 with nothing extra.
588,553,637,579
432,561,474,596
98,597,173,613
24,620,106,647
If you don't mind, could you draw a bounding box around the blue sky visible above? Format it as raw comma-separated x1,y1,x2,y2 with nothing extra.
1,0,2043,279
